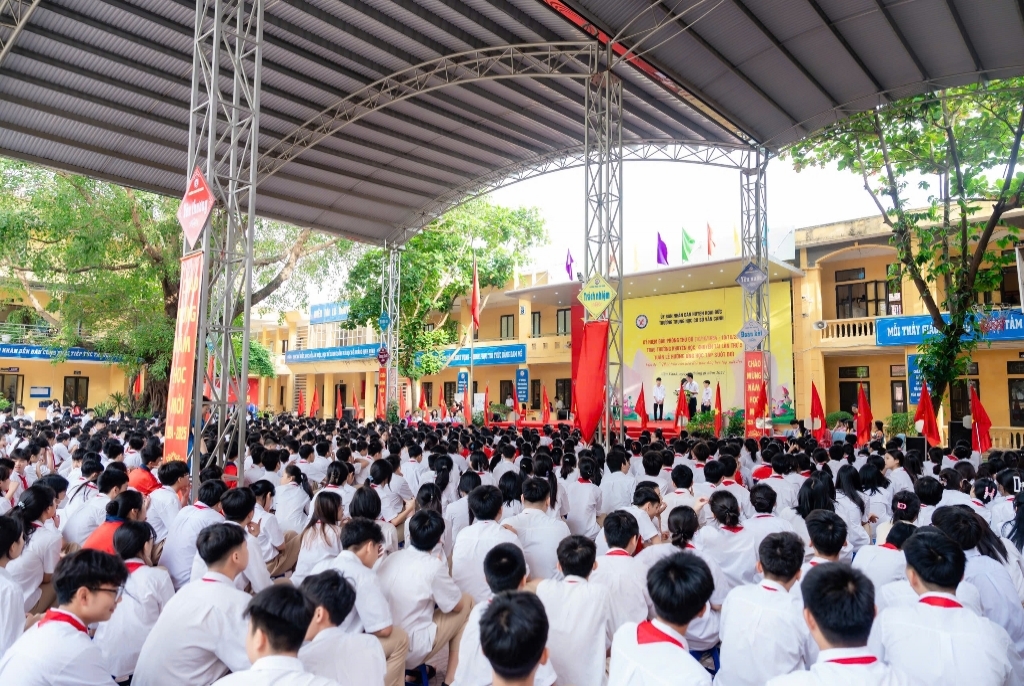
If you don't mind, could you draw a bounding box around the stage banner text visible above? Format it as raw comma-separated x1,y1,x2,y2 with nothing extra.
165,252,205,461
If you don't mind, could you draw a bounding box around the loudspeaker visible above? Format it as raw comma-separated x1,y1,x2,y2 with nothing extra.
904,436,926,454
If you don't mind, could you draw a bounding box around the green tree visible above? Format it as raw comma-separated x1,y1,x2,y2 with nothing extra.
341,197,547,380
789,80,1024,408
0,159,353,411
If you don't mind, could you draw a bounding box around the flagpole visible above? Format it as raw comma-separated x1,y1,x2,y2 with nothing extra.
469,246,475,424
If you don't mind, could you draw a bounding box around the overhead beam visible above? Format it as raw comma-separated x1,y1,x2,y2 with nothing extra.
941,0,984,76
871,0,930,80
0,0,41,69
800,0,888,98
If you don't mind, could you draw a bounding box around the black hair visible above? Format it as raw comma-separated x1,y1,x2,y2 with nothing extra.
795,478,835,519
556,535,596,579
468,485,504,521
349,486,382,521
902,530,966,590
433,454,454,494
646,552,714,626
891,491,921,523
884,521,916,550
670,464,693,489
914,476,943,507
97,468,130,494
800,563,875,647
303,491,342,548
251,479,276,500
196,522,247,566
37,474,68,500
835,465,866,515
458,469,482,497
758,532,804,581
365,460,393,488
522,477,550,504
409,509,445,552
300,569,356,627
805,509,847,557
323,461,349,488
497,472,523,509
10,484,55,544
341,517,384,550
197,480,228,508
106,489,145,519
667,506,699,549
245,584,315,653
157,460,190,486
53,549,128,606
534,455,559,512
484,542,528,593
702,460,725,484
932,506,1007,563
632,486,661,509
603,510,640,550
480,592,549,680
284,465,314,499
0,515,24,560
113,520,155,560
749,483,777,514
708,490,741,528
219,487,257,523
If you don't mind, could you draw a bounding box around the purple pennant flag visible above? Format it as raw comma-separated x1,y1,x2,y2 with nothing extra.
565,249,575,279
656,233,669,265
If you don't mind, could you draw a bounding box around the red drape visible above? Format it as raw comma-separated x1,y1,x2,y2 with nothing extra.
575,321,609,443
970,385,992,453
810,382,828,443
636,384,649,429
856,384,873,446
542,385,551,425
914,382,941,447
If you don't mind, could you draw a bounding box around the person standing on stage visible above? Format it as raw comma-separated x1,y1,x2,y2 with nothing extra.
701,380,713,414
652,378,666,422
684,373,698,419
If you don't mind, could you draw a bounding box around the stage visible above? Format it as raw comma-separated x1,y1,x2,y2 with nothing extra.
485,419,684,441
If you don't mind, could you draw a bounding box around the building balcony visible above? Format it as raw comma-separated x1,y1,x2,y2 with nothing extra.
526,334,571,363
816,317,877,348
0,322,95,347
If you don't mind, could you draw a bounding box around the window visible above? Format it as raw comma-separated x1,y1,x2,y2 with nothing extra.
555,378,572,416
280,386,285,406
886,263,903,315
890,365,906,377
424,323,435,332
556,308,571,335
950,379,980,421
838,366,870,379
1002,262,1021,307
280,339,288,353
836,281,889,319
500,380,514,406
532,312,541,337
63,376,89,408
443,382,456,408
838,382,869,415
964,362,979,375
500,315,515,340
1010,379,1024,427
1009,362,1024,375
531,379,541,410
891,380,907,414
836,268,865,282
421,382,433,407
0,373,24,405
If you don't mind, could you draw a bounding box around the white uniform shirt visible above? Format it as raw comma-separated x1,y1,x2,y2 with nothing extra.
243,465,266,486
291,526,343,586
850,543,906,591
93,561,175,679
275,482,311,534
875,579,983,615
868,592,1024,686
601,471,637,514
963,547,1024,653
299,627,386,685
313,550,393,634
377,546,464,666
599,505,660,554
189,522,273,593
591,548,655,632
766,647,916,686
834,494,870,551
0,567,25,656
536,576,614,686
62,479,98,518
743,513,795,555
608,619,711,686
147,485,182,544
693,522,758,591
716,579,812,686
133,572,251,686
501,508,571,580
371,483,405,523
452,519,522,602
252,503,286,562
62,492,110,546
565,479,603,539
0,609,116,685
162,502,225,589
886,467,914,495
451,598,557,686
211,655,340,686
8,522,62,612
761,475,798,511
652,385,666,403
991,495,1016,534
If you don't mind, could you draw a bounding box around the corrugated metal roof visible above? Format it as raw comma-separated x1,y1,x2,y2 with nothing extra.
0,0,1021,244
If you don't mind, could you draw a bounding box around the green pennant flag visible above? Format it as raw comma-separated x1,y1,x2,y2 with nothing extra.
680,227,696,262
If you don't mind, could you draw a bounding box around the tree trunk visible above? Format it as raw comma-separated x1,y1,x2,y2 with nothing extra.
141,378,169,416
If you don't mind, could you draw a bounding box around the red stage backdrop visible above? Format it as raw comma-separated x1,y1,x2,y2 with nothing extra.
576,320,609,443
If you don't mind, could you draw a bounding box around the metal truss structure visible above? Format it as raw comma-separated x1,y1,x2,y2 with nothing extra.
0,0,40,69
740,148,771,429
380,245,401,411
186,0,264,476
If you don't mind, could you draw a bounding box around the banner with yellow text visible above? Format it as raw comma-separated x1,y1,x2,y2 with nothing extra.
164,252,204,461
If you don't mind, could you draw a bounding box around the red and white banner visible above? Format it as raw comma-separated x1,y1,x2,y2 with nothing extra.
743,351,770,437
165,252,204,461
376,367,387,420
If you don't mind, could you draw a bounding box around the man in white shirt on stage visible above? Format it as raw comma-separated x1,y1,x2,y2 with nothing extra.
651,377,666,421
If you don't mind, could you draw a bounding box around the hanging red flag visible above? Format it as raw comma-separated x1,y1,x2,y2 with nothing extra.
419,385,428,413
471,258,481,331
576,321,609,443
856,384,873,446
297,389,305,417
636,384,649,430
713,383,723,436
352,389,360,420
308,387,320,418
335,386,342,420
914,381,941,447
810,382,828,442
439,393,448,421
542,385,551,425
132,373,143,397
464,384,471,425
753,381,768,435
970,384,992,453
483,385,491,428
674,381,689,428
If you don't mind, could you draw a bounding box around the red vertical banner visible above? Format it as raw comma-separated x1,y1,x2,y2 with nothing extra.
165,252,205,461
376,367,387,419
743,352,768,437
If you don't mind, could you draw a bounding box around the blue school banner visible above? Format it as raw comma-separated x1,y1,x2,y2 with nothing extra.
309,302,350,325
444,344,527,367
0,344,120,363
877,311,1024,346
285,343,377,364
515,369,529,402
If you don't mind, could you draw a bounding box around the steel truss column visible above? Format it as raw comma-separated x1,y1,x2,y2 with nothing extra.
187,0,264,476
380,244,401,413
583,54,624,448
0,0,41,69
740,148,771,431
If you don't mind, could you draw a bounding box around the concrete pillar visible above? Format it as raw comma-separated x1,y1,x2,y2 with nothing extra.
324,373,336,420
364,370,375,421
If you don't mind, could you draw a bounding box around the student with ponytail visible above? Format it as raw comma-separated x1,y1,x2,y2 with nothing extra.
292,491,343,586
82,489,147,555
6,484,61,612
276,464,312,534
695,490,758,591
365,460,413,527
350,486,398,556
0,516,26,654
565,456,602,539
533,455,566,520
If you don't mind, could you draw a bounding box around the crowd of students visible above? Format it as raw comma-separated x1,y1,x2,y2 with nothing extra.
1,408,1024,685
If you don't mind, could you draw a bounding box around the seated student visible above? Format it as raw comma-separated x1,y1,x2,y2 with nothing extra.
534,535,614,686
189,487,273,593
275,465,313,534
147,459,190,552
82,489,147,555
378,510,472,680
744,483,795,554
500,477,571,581
716,532,813,686
870,531,1024,686
597,486,664,554
313,517,408,686
0,549,127,684
716,455,755,519
590,511,653,633
874,491,920,545
127,448,162,495
600,450,637,515
660,465,697,527
349,486,399,556
62,467,129,546
62,458,102,520
798,510,847,584
94,521,175,681
133,523,252,686
851,521,913,591
452,485,522,603
7,484,62,613
210,585,337,686
913,476,942,527
453,544,557,686
694,490,758,591
298,570,387,685
291,491,343,587
251,480,301,577
444,471,482,545
478,592,551,686
565,457,603,539
607,552,714,686
0,516,26,656
162,479,228,590
761,453,799,510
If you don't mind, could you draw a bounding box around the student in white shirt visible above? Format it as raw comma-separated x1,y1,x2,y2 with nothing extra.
190,487,274,593
292,491,343,586
161,479,228,590
62,467,129,546
535,535,614,686
591,511,653,632
851,521,913,591
275,465,313,534
869,530,1024,686
251,480,301,577
694,490,758,591
7,484,63,613
453,543,557,686
608,551,714,686
500,477,570,580
599,487,664,554
874,491,920,546
378,510,473,680
0,516,27,656
147,460,189,550
798,510,847,585
365,460,414,528
0,548,128,685
716,532,812,686
565,457,603,539
210,584,339,686
491,444,518,485
601,450,637,515
477,591,552,686
883,450,915,495
453,485,522,603
744,483,796,553
94,521,175,680
768,563,916,686
298,569,387,685
134,523,252,685
62,458,102,520
444,471,481,545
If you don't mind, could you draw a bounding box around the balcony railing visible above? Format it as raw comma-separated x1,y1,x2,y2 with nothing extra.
819,317,876,343
0,322,88,346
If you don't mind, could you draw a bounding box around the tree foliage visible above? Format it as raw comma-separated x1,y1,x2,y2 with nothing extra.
789,79,1024,407
341,197,547,380
0,159,353,411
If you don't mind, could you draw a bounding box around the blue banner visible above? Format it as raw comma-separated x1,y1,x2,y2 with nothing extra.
309,302,349,325
285,343,377,364
877,311,1024,346
457,371,468,393
908,354,925,405
445,344,527,367
0,344,120,363
515,369,529,402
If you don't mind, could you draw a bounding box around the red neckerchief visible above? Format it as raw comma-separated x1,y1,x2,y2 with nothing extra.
17,473,28,489
800,471,811,477
722,525,743,533
770,475,784,479
827,656,878,665
761,584,778,592
971,499,985,507
578,478,592,484
919,595,962,609
606,549,631,557
38,609,88,634
755,514,774,518
194,502,211,510
722,480,736,486
125,561,146,573
685,542,696,549
636,621,683,648
879,543,897,550
201,575,226,584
